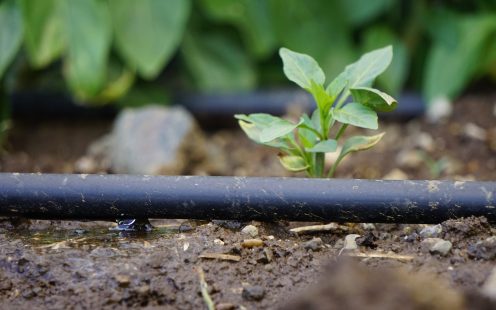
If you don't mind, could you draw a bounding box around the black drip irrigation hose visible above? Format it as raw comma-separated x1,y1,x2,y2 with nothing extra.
0,173,495,224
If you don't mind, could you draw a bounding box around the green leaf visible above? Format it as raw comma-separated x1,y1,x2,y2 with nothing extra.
91,60,135,104
345,45,393,88
423,15,496,102
279,47,325,90
326,70,348,100
310,80,333,112
0,0,23,79
336,133,385,164
306,139,337,153
333,103,378,129
260,117,303,143
350,87,397,112
270,1,355,79
340,0,393,27
62,0,111,99
182,33,256,92
361,26,408,96
235,113,290,148
200,0,276,59
19,0,64,68
278,155,309,172
297,114,319,148
110,0,191,79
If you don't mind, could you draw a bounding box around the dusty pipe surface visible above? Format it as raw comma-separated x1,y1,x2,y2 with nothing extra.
0,173,495,223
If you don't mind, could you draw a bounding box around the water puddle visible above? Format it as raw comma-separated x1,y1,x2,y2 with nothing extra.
4,225,180,250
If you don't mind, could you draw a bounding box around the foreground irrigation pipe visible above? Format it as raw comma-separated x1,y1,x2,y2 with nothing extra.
0,173,495,224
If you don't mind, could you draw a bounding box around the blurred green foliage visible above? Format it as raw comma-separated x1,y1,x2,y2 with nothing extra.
0,0,496,106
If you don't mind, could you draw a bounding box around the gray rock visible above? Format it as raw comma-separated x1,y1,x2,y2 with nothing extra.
420,238,452,256
419,224,443,238
304,237,323,251
242,285,265,301
468,236,496,260
241,225,259,238
430,239,452,256
110,106,206,175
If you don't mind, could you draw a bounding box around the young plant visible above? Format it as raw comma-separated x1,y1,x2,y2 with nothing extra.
235,46,397,178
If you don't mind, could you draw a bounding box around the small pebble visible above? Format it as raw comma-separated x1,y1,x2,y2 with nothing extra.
383,168,408,180
342,234,360,251
74,229,86,235
241,225,259,238
242,285,265,301
257,248,273,264
212,220,244,230
396,150,423,168
241,239,264,248
463,123,487,141
361,223,376,230
482,267,496,300
417,132,435,152
304,237,323,251
178,222,193,232
427,96,452,122
356,232,378,249
419,224,443,238
136,285,150,295
115,275,131,287
216,303,236,310
214,239,225,246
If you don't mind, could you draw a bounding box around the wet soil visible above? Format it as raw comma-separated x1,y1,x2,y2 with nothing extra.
1,94,496,309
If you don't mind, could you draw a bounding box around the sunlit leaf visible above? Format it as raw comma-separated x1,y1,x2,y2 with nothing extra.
235,113,290,148
344,45,392,88
333,103,378,129
306,139,337,153
335,133,385,165
279,47,325,90
326,70,348,100
297,114,319,148
361,26,408,96
310,80,333,112
278,155,309,172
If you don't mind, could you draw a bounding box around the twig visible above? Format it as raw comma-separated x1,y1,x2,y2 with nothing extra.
346,251,414,262
290,223,345,234
199,253,241,262
198,266,215,310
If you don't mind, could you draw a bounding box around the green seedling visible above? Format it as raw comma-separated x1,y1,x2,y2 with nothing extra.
235,46,397,178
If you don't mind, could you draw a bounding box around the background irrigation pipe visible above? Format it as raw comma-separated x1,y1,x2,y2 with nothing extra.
0,173,495,224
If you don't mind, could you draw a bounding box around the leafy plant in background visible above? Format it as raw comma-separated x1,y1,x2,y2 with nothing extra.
236,46,397,177
0,0,495,105
0,0,190,102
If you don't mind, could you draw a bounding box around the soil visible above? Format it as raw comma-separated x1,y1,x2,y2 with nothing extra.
1,94,496,309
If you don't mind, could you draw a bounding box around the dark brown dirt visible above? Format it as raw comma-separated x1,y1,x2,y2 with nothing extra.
0,94,496,309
